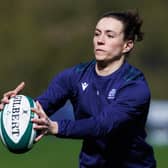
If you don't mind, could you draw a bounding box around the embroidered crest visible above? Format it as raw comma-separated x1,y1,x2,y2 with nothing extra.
107,89,116,99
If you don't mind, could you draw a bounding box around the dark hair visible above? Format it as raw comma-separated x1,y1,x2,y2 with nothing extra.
100,10,144,42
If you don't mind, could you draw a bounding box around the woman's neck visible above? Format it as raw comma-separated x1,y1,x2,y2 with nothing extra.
95,57,125,76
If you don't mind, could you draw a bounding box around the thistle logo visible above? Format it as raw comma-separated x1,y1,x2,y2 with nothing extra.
81,82,88,91
107,89,116,99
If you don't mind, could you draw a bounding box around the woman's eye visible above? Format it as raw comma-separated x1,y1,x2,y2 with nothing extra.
107,34,114,38
94,32,100,36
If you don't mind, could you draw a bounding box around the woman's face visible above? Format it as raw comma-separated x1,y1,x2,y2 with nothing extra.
93,17,132,62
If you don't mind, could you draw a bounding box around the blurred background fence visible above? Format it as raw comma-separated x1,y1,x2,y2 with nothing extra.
0,0,168,167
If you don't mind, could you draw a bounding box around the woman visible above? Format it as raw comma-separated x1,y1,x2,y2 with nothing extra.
0,10,156,167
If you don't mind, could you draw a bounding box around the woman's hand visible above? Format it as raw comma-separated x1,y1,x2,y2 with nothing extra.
31,101,58,142
0,81,25,110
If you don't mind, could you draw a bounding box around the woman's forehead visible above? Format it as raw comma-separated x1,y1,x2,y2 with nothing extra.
96,17,124,34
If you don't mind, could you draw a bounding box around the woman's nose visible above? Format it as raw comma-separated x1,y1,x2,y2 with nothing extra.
97,35,105,44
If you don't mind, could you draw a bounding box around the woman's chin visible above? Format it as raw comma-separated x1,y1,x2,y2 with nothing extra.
95,55,106,62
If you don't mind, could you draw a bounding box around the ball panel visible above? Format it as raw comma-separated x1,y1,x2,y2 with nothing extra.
0,95,37,153
0,117,31,153
26,96,38,149
2,95,31,143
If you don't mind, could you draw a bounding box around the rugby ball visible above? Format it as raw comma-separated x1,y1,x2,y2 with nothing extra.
0,95,37,153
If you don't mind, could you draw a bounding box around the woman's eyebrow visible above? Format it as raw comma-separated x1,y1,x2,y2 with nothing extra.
95,28,117,34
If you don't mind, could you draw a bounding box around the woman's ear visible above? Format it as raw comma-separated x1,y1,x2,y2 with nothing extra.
123,40,134,54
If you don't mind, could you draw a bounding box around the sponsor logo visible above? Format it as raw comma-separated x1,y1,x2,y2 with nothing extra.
81,82,88,91
11,95,22,137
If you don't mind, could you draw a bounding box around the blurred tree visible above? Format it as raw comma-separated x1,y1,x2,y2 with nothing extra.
0,0,96,97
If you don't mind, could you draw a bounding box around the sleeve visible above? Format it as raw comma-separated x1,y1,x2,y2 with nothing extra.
56,81,151,139
36,67,75,116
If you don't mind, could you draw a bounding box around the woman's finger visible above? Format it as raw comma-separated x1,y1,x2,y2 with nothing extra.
35,133,44,142
0,104,4,110
3,82,25,98
31,101,47,118
32,117,49,126
0,82,26,109
35,130,48,142
33,125,48,130
13,81,25,95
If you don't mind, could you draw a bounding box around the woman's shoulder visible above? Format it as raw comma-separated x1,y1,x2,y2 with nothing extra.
122,62,146,83
117,62,151,101
73,60,96,74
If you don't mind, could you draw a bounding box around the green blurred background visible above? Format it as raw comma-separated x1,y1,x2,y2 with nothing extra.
0,0,168,167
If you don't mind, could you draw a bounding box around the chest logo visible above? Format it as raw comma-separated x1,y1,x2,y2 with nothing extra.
107,89,116,99
81,82,88,91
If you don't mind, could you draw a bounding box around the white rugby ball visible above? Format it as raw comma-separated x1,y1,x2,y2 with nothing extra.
0,95,37,153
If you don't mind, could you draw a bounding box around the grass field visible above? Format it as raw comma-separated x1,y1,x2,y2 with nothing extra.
0,136,167,168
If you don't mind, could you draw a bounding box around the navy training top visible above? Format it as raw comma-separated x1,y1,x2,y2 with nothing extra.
37,60,156,168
